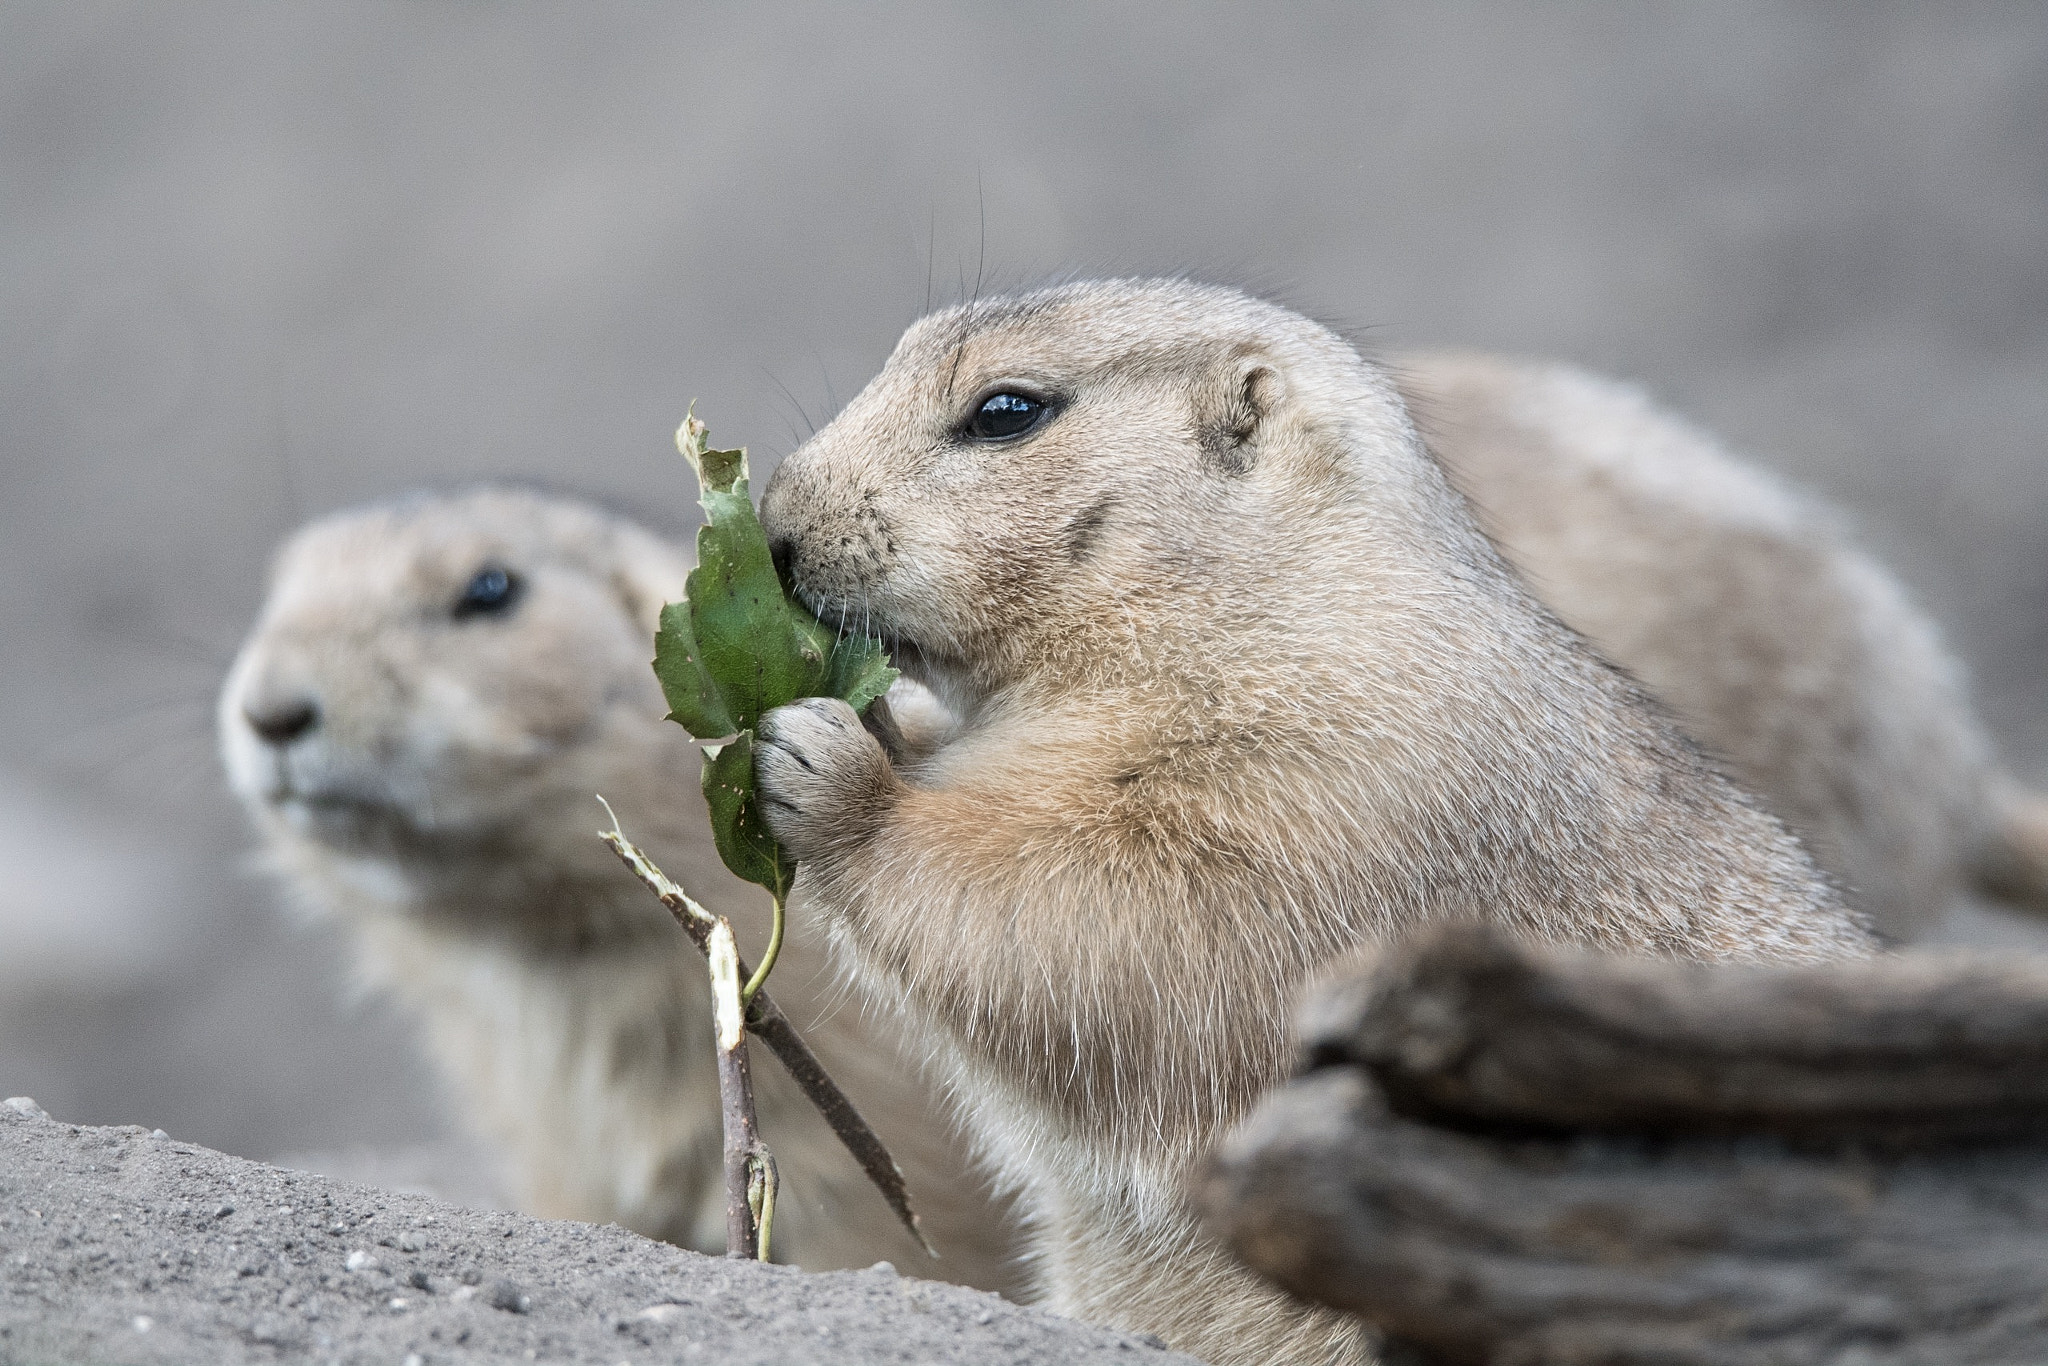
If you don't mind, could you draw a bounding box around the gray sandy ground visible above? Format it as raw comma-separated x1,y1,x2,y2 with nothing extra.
0,1100,1203,1366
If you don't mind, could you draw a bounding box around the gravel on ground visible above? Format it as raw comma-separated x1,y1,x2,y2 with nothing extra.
0,1097,1204,1366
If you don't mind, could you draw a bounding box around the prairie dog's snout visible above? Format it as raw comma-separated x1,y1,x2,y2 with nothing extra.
759,464,908,634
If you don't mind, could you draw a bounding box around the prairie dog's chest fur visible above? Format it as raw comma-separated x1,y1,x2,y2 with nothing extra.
356,913,724,1244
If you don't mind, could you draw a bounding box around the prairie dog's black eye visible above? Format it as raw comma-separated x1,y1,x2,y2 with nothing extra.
453,565,522,619
966,391,1047,441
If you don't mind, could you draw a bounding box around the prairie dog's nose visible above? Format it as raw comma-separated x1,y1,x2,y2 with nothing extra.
761,462,833,595
243,692,319,746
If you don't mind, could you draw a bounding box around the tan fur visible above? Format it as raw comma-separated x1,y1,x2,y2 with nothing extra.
1978,786,2048,906
218,487,1016,1286
1399,351,2048,938
753,280,1876,1365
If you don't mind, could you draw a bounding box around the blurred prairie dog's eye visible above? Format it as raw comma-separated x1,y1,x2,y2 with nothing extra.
967,391,1047,441
453,565,522,619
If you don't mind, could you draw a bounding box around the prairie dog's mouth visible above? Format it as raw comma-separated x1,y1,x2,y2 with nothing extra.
795,583,905,653
269,790,404,849
801,593,936,685
274,779,404,819
275,788,393,817
788,576,988,715
242,755,433,845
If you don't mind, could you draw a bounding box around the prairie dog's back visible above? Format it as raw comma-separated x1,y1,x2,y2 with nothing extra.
1400,351,2000,939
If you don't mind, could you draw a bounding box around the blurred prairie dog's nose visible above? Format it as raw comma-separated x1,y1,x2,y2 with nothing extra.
243,690,319,746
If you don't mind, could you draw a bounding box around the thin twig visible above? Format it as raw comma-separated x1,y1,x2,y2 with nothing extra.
598,806,936,1257
707,918,766,1258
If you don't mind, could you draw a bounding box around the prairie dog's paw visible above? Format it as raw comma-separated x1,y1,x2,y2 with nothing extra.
756,698,897,861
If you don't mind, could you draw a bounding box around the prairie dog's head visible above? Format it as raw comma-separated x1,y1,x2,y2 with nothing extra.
760,279,1436,710
219,488,695,918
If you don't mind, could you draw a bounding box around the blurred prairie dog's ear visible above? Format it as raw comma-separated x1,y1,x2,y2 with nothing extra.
1198,356,1286,476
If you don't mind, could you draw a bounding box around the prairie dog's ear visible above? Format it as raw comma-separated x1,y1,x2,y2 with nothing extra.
1197,356,1285,476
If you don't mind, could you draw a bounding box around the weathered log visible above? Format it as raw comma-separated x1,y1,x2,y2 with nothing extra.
1301,925,2048,1146
1196,928,2048,1365
1200,1070,2048,1366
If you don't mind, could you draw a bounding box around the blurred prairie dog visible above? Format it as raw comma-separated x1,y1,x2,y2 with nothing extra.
1399,351,2048,940
218,487,1015,1287
752,279,1876,1364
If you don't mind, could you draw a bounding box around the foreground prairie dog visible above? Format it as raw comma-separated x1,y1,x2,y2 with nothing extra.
753,280,1880,1364
218,488,1015,1286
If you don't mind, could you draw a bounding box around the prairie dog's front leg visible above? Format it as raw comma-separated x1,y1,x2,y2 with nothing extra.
756,698,903,862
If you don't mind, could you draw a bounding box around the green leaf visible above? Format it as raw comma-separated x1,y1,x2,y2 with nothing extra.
684,483,832,734
701,731,792,903
679,412,746,495
652,407,897,898
825,632,899,718
653,600,736,737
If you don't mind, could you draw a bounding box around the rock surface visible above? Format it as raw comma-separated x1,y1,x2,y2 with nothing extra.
0,1098,1198,1365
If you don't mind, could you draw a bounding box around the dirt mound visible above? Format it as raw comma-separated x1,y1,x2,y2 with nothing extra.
0,1097,1201,1365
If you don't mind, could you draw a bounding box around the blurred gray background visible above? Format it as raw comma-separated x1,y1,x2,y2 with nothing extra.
3,2,2046,1166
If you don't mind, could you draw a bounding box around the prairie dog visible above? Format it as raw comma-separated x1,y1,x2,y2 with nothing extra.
218,488,1015,1286
1400,351,2048,939
752,280,1876,1364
